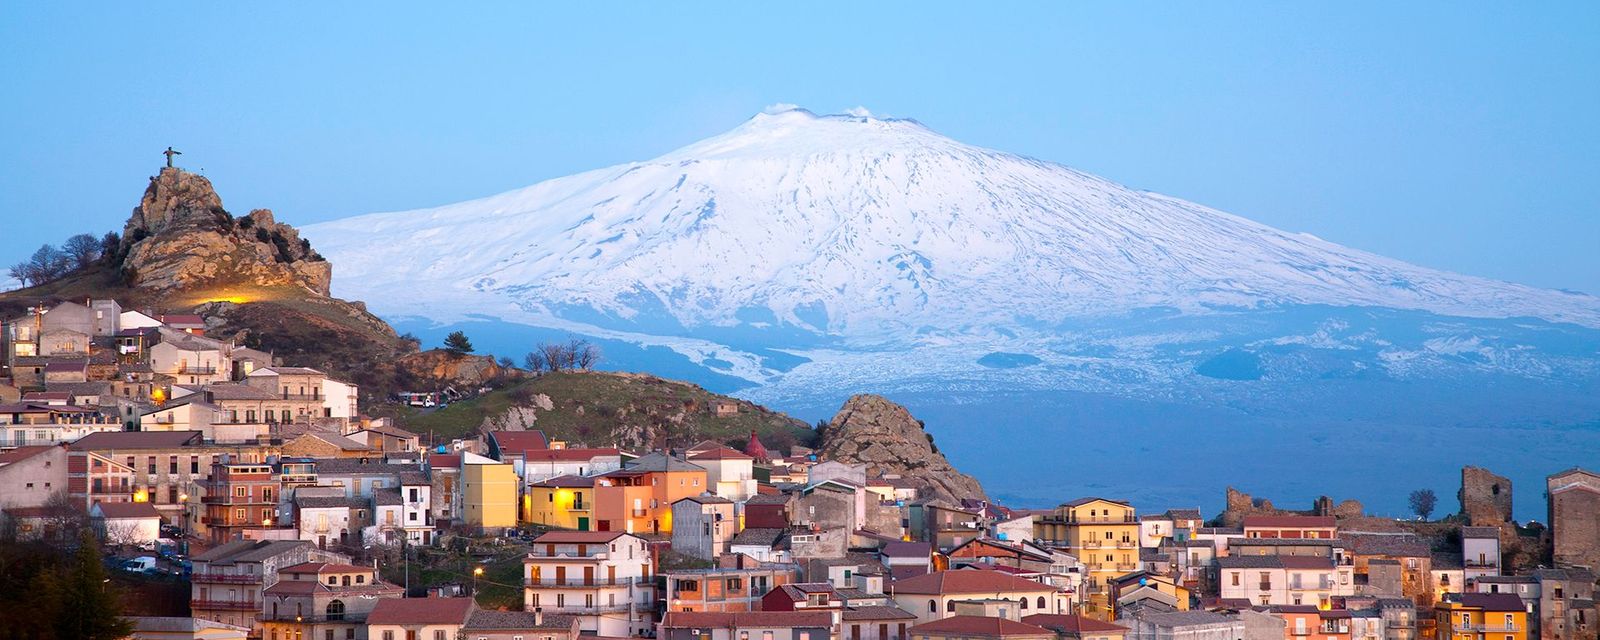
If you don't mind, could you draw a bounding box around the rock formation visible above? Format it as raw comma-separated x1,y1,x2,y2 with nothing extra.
1459,466,1513,525
817,394,986,503
119,167,331,295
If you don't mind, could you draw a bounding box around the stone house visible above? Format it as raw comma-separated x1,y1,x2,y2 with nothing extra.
889,570,1067,625
0,445,68,510
659,611,833,640
672,494,738,561
190,539,349,634
259,562,403,640
1548,469,1600,572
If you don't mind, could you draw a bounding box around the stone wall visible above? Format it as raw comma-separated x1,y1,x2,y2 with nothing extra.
1459,466,1513,525
1219,487,1364,527
1549,469,1600,571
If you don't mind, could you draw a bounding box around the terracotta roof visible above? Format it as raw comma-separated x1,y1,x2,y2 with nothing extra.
69,430,203,450
908,615,1054,637
730,527,786,547
429,453,462,469
202,383,278,401
93,501,161,519
890,570,1053,595
1242,515,1337,528
687,447,753,461
194,539,316,563
1343,534,1430,558
531,531,630,544
1061,497,1131,507
1021,614,1130,634
466,610,577,630
367,596,475,625
1460,526,1501,539
488,430,549,455
0,445,58,465
677,494,734,505
158,314,205,327
662,611,833,629
297,496,369,510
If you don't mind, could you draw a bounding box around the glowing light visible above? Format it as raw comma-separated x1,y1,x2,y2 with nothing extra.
132,490,149,503
151,388,167,404
474,566,485,577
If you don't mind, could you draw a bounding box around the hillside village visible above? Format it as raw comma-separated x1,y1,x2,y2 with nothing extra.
2,166,1599,640
2,297,1600,640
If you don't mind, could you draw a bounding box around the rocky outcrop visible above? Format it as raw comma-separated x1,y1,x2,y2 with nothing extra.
398,350,507,387
120,167,331,295
817,394,986,503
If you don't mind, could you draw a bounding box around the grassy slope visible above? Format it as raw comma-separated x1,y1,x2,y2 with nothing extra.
395,370,817,452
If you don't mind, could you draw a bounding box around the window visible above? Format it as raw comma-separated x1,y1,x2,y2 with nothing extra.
328,576,339,585
1020,597,1029,609
946,601,956,612
1037,596,1046,609
434,632,447,640
928,600,936,613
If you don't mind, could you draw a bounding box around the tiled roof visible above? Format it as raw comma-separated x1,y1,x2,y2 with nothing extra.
687,447,753,461
1132,611,1237,627
488,430,549,455
69,430,203,450
908,615,1054,637
1217,556,1333,570
202,384,278,401
890,570,1053,595
1061,497,1131,508
523,447,621,462
1242,515,1337,528
93,501,161,519
313,458,415,475
194,539,316,564
1453,593,1527,612
374,488,403,506
624,451,708,473
0,445,58,465
281,562,373,574
256,366,323,375
1460,526,1501,539
367,596,475,625
881,541,932,558
745,493,791,505
535,474,595,488
466,610,576,630
663,611,833,629
429,453,462,469
1343,534,1430,558
677,493,734,505
1164,508,1203,520
730,528,786,547
1021,614,1130,634
297,496,369,510
842,606,918,621
531,531,630,544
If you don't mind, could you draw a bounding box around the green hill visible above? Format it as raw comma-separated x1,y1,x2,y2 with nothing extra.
392,370,817,453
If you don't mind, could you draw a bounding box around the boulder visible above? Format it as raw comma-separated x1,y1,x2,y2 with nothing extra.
817,394,986,502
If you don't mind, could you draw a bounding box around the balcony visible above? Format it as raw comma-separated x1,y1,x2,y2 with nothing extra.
1291,629,1312,637
528,551,610,560
1290,581,1335,591
1116,541,1137,549
532,604,637,614
192,599,260,611
1320,625,1350,634
278,393,321,401
631,508,648,518
1082,541,1102,549
1463,560,1499,568
191,572,261,584
1115,564,1138,571
1061,515,1137,524
178,365,218,375
1259,583,1274,591
1457,624,1519,632
526,577,647,587
1386,620,1413,629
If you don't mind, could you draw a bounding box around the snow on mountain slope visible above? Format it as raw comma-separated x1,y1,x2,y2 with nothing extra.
308,106,1600,343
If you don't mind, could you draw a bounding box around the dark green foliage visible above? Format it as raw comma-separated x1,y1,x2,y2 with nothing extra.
255,228,271,243
1409,489,1437,519
444,331,474,355
238,215,254,230
0,529,132,640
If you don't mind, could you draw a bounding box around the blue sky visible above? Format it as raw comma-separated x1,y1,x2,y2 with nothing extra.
3,3,1597,294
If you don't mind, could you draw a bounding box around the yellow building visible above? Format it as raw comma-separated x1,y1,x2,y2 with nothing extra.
463,452,518,530
524,474,596,530
1033,497,1139,620
1436,593,1528,640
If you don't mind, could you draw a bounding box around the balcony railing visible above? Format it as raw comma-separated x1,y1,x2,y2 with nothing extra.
1116,541,1137,548
191,572,260,584
1259,583,1273,591
279,393,322,401
261,613,357,623
192,599,260,611
528,551,610,560
1115,564,1138,571
1386,620,1413,629
530,604,637,614
1053,515,1137,524
631,508,648,517
1463,560,1499,568
1291,629,1312,636
1457,624,1519,632
1082,541,1102,549
178,365,218,375
526,577,647,587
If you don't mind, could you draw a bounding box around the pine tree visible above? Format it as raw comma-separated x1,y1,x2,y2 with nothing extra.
444,331,474,355
53,530,131,640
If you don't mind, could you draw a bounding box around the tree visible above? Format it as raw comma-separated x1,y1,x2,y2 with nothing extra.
539,341,568,372
443,331,474,355
496,356,515,369
1409,489,1437,520
523,350,546,373
7,262,30,287
63,233,102,270
568,338,600,370
24,244,71,284
98,231,122,264
54,529,132,640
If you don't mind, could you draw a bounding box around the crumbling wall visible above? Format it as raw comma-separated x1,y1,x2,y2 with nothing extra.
1220,487,1364,527
1460,466,1513,525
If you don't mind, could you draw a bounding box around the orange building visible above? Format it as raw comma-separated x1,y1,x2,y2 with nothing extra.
202,460,280,543
593,453,708,534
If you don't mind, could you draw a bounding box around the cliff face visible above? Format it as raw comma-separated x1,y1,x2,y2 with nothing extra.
817,394,986,503
120,167,331,295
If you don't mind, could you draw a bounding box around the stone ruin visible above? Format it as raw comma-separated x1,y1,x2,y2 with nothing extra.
1459,466,1513,525
1219,486,1365,527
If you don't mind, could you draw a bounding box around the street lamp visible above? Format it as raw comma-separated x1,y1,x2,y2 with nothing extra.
473,566,484,595
177,492,189,555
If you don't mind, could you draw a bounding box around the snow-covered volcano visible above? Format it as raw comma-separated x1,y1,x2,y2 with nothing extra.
310,107,1600,515
311,106,1599,339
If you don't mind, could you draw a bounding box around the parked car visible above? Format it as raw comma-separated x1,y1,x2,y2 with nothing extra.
122,556,158,573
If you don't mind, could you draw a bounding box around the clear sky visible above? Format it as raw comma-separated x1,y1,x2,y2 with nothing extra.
3,3,1597,294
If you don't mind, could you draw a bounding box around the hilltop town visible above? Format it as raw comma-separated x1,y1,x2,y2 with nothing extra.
2,167,1599,640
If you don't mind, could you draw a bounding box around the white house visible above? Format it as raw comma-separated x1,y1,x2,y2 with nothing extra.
92,501,162,547
686,447,758,502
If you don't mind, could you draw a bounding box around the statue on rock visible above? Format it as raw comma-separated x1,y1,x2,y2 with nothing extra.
163,146,182,168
